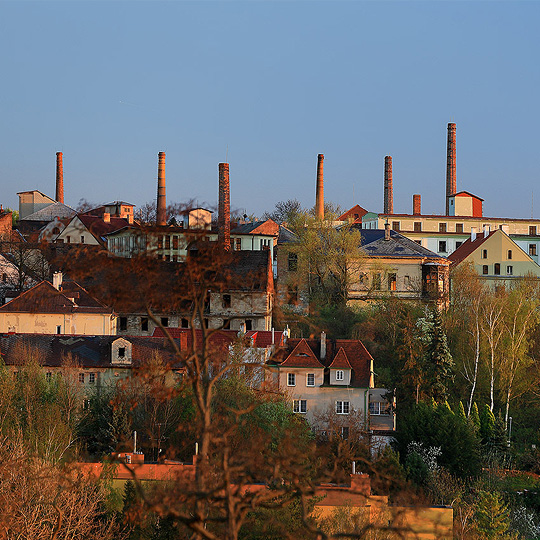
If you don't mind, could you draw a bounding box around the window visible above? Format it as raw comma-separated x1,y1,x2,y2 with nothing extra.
413,222,422,232
245,319,252,331
165,236,171,249
341,427,350,440
288,253,298,272
204,318,209,329
223,319,231,329
80,236,85,244
293,399,307,413
89,372,95,384
369,402,390,415
507,250,512,260
336,401,350,414
181,318,189,328
530,226,537,236
119,317,127,331
306,373,315,386
222,294,231,309
392,221,400,231
141,317,149,332
173,236,179,250
494,263,501,275
78,373,85,384
482,249,488,259
483,265,488,275
46,372,52,381
235,238,241,251
455,223,464,234
336,370,344,381
387,273,397,291
158,236,163,249
438,241,447,253
530,244,537,256
439,223,447,233
507,266,513,275
287,373,296,386
66,236,71,244
161,317,169,327
56,325,61,335
372,273,381,290
118,347,126,358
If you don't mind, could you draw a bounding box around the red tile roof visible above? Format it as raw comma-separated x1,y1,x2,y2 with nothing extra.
273,338,373,387
0,280,112,314
78,215,132,243
447,230,495,265
338,205,369,221
328,347,352,370
279,339,325,369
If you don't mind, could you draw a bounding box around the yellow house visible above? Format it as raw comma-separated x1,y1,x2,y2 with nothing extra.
449,228,540,286
0,273,116,335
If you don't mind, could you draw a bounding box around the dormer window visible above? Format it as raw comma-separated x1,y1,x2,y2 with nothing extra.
336,370,344,381
118,347,125,358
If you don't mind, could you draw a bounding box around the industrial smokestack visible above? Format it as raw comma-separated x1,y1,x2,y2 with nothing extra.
156,152,167,226
413,194,421,215
218,162,231,251
55,152,64,204
315,154,324,220
384,156,393,215
446,123,457,216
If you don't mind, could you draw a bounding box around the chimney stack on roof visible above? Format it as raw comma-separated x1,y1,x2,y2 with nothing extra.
413,194,421,215
384,156,393,215
446,123,457,215
315,154,324,220
156,152,167,226
218,162,231,251
56,152,64,204
320,331,327,360
52,271,63,290
384,221,391,241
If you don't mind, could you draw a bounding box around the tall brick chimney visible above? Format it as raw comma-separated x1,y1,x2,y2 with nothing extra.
384,156,393,215
156,152,167,226
413,194,421,215
55,152,64,204
218,162,231,251
446,123,457,215
315,154,324,220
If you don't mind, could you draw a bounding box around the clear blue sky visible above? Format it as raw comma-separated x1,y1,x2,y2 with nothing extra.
1,1,539,219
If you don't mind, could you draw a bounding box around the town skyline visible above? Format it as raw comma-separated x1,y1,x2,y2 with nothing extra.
2,1,539,219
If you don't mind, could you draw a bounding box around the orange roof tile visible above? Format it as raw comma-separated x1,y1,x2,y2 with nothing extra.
328,347,352,370
280,339,325,369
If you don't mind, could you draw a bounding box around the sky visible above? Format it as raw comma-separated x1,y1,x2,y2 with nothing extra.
1,0,539,220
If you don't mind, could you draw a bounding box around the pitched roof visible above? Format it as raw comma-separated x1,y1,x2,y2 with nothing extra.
21,202,76,221
351,227,448,260
448,231,494,265
0,334,181,369
77,215,132,242
231,219,279,236
0,280,112,314
452,191,484,201
338,205,369,221
279,339,325,368
328,347,353,370
272,338,373,387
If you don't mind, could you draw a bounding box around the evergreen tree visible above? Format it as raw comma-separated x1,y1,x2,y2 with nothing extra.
479,404,496,443
473,491,512,539
425,309,455,401
470,402,481,430
457,401,467,421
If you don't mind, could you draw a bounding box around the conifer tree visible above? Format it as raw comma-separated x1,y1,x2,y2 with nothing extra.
425,309,454,401
457,401,467,421
473,491,512,539
470,402,481,430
